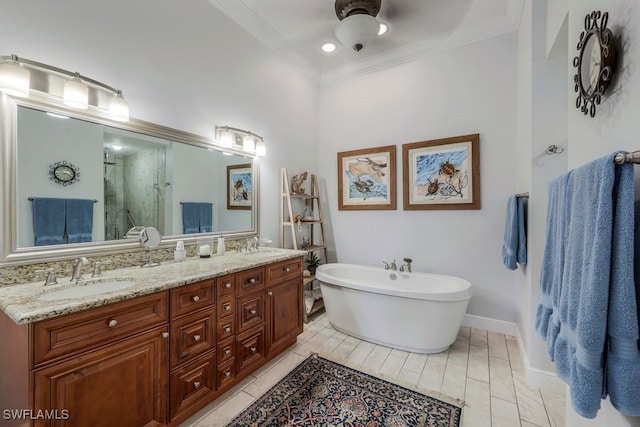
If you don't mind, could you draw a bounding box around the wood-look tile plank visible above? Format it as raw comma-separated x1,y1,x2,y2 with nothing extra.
491,396,521,427
488,332,509,360
489,356,516,403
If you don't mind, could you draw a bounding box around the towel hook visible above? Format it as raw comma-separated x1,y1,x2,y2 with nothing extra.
545,145,564,155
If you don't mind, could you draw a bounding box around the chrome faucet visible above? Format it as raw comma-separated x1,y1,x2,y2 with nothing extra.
399,257,413,273
34,268,58,286
92,260,112,277
383,260,397,271
246,236,259,252
71,257,89,283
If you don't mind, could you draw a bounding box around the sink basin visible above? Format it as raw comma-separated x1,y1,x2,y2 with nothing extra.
243,249,287,258
38,279,137,301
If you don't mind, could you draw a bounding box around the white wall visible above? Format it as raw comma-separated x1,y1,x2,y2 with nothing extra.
0,0,320,245
318,34,521,322
564,0,640,425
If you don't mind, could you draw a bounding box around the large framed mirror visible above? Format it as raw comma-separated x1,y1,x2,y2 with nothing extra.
0,93,259,265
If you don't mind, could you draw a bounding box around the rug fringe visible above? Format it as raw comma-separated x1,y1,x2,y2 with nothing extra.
310,352,465,408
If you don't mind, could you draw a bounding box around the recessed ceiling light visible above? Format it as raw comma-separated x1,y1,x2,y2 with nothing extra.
378,23,388,36
111,144,123,151
321,42,337,53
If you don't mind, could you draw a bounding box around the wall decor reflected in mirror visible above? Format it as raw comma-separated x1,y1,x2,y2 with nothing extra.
1,94,259,265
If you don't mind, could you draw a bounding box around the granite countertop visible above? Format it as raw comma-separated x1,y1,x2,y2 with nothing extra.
0,248,306,325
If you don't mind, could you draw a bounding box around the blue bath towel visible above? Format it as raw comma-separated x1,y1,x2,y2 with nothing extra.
535,153,637,418
66,198,94,243
199,203,213,233
182,202,200,234
605,160,640,415
502,195,527,269
32,197,66,246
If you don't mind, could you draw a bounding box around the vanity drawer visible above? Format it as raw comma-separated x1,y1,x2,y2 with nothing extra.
217,296,234,320
236,325,265,373
169,350,217,420
217,337,235,365
237,292,265,334
170,308,215,367
217,317,235,340
170,279,215,319
33,292,168,366
217,359,236,389
216,274,235,299
236,266,265,296
266,257,303,285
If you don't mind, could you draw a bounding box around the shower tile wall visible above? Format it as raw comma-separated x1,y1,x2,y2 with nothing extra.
123,148,166,234
104,155,125,240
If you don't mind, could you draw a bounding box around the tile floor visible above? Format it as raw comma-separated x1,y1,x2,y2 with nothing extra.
180,312,565,427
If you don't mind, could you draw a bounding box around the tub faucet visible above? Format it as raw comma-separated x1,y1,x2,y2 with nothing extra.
399,258,413,273
383,260,397,271
71,257,89,283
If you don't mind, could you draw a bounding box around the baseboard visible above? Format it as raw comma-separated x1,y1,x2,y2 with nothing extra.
462,313,518,336
462,314,565,394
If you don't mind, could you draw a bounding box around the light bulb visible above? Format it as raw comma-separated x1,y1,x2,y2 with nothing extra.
243,135,256,153
63,75,88,109
109,91,129,122
0,59,30,97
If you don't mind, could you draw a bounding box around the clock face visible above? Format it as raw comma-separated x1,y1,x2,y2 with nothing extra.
49,161,80,186
583,35,602,95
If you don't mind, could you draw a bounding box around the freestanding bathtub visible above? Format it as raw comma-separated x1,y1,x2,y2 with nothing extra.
315,263,472,353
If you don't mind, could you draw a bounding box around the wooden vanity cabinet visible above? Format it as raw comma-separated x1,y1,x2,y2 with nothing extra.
0,257,304,427
31,292,170,427
266,258,304,354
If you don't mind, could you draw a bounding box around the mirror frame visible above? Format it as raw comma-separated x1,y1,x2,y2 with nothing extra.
0,92,260,266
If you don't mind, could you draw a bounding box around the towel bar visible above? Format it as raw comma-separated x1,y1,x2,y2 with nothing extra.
28,197,97,202
614,152,640,164
516,192,529,198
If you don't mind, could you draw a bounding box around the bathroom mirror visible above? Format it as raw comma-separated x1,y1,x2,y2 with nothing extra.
0,94,259,265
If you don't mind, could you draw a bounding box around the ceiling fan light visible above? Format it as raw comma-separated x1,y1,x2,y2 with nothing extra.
63,75,89,109
0,59,30,97
321,42,337,53
335,14,380,52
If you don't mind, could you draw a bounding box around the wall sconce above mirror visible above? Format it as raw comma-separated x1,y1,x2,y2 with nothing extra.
0,54,129,122
215,125,266,156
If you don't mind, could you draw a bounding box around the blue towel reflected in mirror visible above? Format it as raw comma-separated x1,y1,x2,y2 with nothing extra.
32,197,66,246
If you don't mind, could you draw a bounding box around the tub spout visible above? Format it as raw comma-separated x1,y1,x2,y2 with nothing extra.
383,260,397,271
399,258,413,273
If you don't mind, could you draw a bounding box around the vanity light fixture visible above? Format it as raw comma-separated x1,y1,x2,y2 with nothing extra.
215,125,266,156
63,73,89,109
0,54,129,121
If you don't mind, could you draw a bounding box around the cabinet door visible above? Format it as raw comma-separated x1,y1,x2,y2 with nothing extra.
266,279,303,354
33,326,168,427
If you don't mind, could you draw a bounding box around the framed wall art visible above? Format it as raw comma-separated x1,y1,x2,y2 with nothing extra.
337,145,396,210
227,163,252,210
402,134,480,210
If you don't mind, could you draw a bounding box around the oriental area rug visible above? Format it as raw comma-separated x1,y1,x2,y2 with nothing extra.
226,354,462,427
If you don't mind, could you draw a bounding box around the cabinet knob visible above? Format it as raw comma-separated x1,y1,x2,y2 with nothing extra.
224,348,231,355
224,282,232,289
249,278,256,284
250,347,257,354
108,319,118,328
193,334,201,342
268,291,273,296
250,309,257,315
193,381,201,389
162,332,169,339
224,304,231,311
192,295,200,302
224,326,231,333
224,371,231,378
285,267,290,272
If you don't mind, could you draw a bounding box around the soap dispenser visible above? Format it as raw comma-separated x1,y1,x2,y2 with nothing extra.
217,233,225,255
174,240,186,262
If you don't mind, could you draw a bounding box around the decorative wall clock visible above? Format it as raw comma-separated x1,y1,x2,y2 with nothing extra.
49,160,80,186
573,11,617,118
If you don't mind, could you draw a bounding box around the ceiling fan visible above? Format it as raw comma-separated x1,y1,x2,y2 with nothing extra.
334,0,384,52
